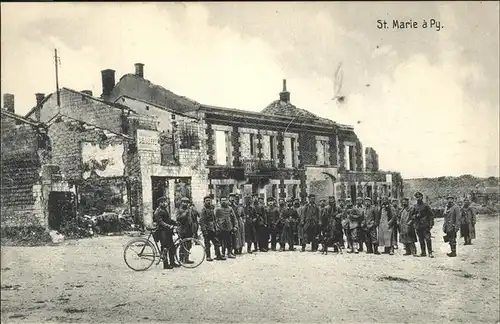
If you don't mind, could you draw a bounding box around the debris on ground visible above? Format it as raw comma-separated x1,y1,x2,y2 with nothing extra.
49,230,65,244
378,276,412,283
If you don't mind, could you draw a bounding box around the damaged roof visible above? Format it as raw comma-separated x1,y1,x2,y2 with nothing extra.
109,74,200,114
1,109,44,127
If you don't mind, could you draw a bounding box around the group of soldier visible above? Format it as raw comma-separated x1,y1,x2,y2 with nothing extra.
153,190,477,270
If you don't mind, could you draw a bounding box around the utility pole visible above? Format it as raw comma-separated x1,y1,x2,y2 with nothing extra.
54,49,61,107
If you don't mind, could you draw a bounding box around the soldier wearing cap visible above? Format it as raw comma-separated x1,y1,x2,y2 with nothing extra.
296,194,307,246
214,195,237,259
278,198,298,251
391,198,400,250
377,196,396,255
460,197,476,246
355,197,366,252
301,193,320,252
244,195,258,253
341,199,353,250
153,196,179,269
255,196,268,252
411,191,435,258
266,197,280,251
199,196,225,261
362,197,379,254
234,195,246,255
398,198,417,256
175,197,196,264
443,194,461,257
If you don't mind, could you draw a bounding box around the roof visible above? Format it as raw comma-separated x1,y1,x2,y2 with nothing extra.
109,74,200,114
25,93,54,118
262,99,339,127
114,95,198,120
1,109,44,127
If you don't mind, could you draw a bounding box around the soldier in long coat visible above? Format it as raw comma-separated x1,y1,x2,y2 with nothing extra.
266,197,280,251
234,195,246,254
199,196,224,261
278,198,298,251
175,197,195,264
398,198,417,256
411,191,435,258
378,197,396,255
362,197,379,254
153,197,179,269
348,199,364,254
214,196,237,259
301,194,320,252
391,199,400,250
460,197,476,245
296,196,307,246
293,198,303,245
341,199,353,250
354,197,366,252
443,195,461,257
243,196,258,253
255,196,268,252
228,194,239,256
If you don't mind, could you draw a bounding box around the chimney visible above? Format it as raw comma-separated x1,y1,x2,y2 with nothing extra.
3,93,14,112
81,90,93,96
135,63,144,78
279,79,290,103
35,93,45,106
101,69,116,98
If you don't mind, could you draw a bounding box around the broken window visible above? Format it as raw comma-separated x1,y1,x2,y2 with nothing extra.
215,130,232,166
160,131,177,166
179,121,199,149
317,140,329,166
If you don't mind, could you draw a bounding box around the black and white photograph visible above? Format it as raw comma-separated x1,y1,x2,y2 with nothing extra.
1,2,499,323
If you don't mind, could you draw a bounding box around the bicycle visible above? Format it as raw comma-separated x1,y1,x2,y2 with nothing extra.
123,225,206,271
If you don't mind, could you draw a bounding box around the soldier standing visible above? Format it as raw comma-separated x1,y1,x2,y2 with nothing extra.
199,196,225,261
301,194,320,252
391,198,400,250
348,199,363,254
460,197,476,245
398,198,417,256
153,197,179,270
355,197,366,252
319,199,329,253
228,194,239,256
363,197,379,254
443,195,461,257
378,197,396,255
255,196,268,252
243,196,258,253
278,198,297,251
175,197,195,264
293,198,302,245
341,199,353,251
266,197,280,251
296,196,307,246
214,196,237,259
411,191,435,258
235,195,246,255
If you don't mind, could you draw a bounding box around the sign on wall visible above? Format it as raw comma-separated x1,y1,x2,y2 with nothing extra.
137,129,160,151
81,142,125,179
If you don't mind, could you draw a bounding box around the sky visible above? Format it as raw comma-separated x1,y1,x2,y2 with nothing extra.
1,2,499,179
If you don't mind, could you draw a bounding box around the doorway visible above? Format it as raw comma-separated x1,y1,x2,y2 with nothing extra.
151,177,168,212
366,185,373,199
48,191,76,231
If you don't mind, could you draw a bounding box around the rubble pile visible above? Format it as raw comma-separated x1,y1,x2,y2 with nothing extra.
0,226,52,246
58,211,138,239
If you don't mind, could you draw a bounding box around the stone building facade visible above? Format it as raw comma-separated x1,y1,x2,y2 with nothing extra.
2,63,402,229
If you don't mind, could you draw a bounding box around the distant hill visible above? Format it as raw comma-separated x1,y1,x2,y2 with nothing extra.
403,175,499,204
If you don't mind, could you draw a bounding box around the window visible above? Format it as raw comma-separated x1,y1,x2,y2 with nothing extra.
249,133,255,157
284,136,297,168
290,137,296,167
179,121,199,149
215,130,231,166
269,135,277,161
317,139,329,166
348,145,355,171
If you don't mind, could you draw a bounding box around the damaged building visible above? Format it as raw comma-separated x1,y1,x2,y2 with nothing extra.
1,63,403,230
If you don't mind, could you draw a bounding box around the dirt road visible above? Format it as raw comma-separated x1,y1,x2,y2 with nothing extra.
1,215,499,323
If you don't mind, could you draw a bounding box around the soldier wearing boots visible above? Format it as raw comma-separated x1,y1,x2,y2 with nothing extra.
199,196,225,262
153,197,179,270
363,197,380,254
347,200,363,254
341,199,353,251
278,198,297,251
266,197,280,251
392,199,400,250
243,196,258,253
296,195,307,246
378,197,396,255
255,196,268,252
443,195,461,257
228,194,240,255
234,196,246,255
301,194,320,252
398,198,417,256
175,197,195,264
460,198,476,245
293,198,302,245
215,196,237,259
354,197,366,252
411,191,435,258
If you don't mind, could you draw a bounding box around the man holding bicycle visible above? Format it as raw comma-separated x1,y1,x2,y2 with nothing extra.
153,196,179,270
175,197,196,265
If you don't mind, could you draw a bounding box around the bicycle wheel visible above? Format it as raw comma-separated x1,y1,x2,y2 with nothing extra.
175,238,206,269
123,238,157,271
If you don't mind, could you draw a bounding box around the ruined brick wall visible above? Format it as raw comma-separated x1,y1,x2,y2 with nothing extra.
365,147,379,172
1,117,44,227
298,133,317,167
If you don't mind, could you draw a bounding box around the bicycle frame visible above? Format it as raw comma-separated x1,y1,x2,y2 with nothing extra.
138,228,184,265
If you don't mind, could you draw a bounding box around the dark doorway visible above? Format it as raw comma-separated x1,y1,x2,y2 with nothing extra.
350,185,357,202
152,177,168,212
348,146,355,171
48,191,76,231
367,185,373,199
